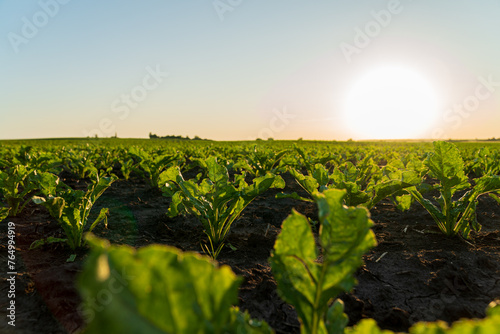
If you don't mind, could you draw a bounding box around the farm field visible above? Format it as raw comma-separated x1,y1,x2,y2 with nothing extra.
1,138,500,333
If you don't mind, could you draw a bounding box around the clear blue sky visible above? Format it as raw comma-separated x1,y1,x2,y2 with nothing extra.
1,0,500,140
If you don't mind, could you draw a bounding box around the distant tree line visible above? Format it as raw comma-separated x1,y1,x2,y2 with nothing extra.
149,132,210,141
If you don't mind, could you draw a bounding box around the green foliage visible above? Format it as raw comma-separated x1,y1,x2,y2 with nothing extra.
233,145,288,176
346,303,500,334
0,166,60,216
0,207,9,222
119,158,136,180
383,153,430,211
78,234,273,334
0,145,62,173
269,189,377,334
468,147,500,176
489,192,500,205
160,156,285,259
292,144,334,173
279,161,421,210
329,161,377,207
62,150,100,179
0,165,32,216
406,141,500,238
29,236,68,249
4,139,500,333
344,319,393,334
276,164,329,203
32,173,116,255
376,159,424,211
129,147,182,189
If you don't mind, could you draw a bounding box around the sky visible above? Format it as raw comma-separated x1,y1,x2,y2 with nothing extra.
1,0,500,141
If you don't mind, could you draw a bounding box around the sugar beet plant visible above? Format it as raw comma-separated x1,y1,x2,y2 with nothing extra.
0,165,34,216
405,141,500,238
32,171,117,260
270,189,377,334
160,156,285,259
0,165,60,217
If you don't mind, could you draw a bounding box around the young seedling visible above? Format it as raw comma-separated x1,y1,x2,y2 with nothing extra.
32,171,117,260
270,189,377,334
160,156,284,259
406,141,500,238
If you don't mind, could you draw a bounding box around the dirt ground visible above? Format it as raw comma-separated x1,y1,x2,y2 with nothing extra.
1,172,500,333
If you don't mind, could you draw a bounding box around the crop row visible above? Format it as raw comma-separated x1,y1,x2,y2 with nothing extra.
2,140,500,254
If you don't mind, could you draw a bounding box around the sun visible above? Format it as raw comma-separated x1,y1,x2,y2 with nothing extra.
341,66,439,140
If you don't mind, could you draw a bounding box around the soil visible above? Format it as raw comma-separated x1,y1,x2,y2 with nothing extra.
1,172,500,333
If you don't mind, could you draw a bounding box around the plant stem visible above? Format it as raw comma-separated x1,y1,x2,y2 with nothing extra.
310,259,329,334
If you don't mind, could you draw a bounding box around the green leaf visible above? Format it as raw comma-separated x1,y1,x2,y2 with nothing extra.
233,159,254,175
269,210,319,332
489,193,500,205
487,300,500,317
395,194,413,211
289,167,319,195
366,166,421,209
89,175,117,203
316,189,376,267
89,207,109,232
244,174,284,198
345,319,393,334
342,162,359,183
32,195,65,219
312,164,330,190
406,186,446,233
227,308,274,333
472,175,500,197
59,207,83,250
207,156,229,186
276,192,314,203
426,141,469,189
158,166,183,194
343,182,371,207
0,207,10,221
270,189,376,334
29,237,68,250
78,234,272,334
326,300,349,334
167,191,184,217
29,171,60,196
